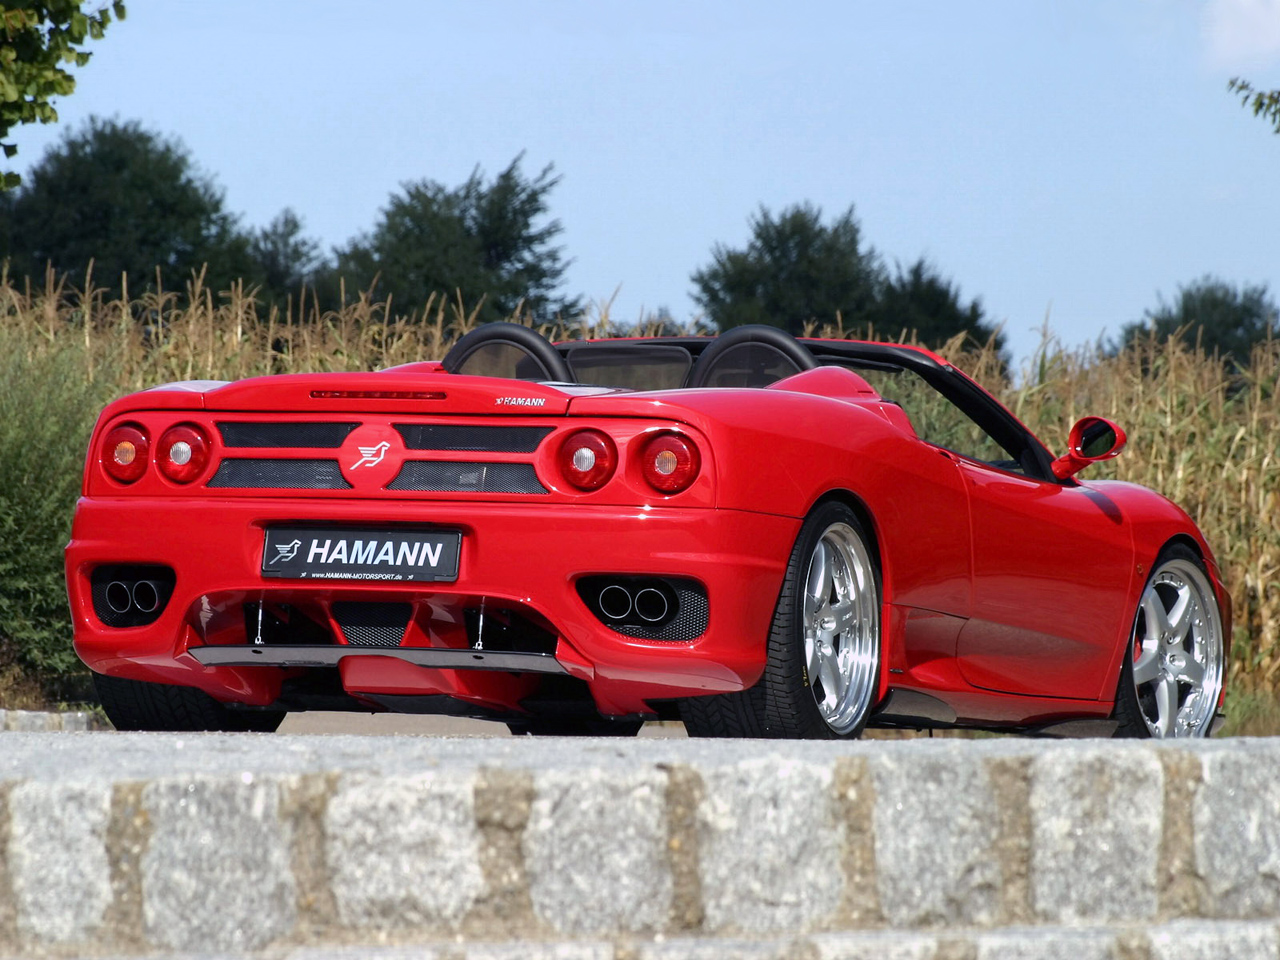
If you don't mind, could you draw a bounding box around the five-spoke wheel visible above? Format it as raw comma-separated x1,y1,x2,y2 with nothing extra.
1114,546,1224,738
801,520,881,735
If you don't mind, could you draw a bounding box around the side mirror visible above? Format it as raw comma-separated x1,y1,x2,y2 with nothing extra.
1050,416,1127,480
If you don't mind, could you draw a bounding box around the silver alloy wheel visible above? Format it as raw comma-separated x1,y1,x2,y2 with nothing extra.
1130,558,1224,738
802,522,880,735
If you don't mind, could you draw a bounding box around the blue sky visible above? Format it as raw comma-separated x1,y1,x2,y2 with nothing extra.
9,1,1280,364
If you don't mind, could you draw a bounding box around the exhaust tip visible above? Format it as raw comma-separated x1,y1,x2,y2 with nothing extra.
105,581,133,615
597,584,633,620
633,587,670,623
131,580,162,614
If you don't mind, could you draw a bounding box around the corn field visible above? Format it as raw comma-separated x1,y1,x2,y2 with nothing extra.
2,268,1278,707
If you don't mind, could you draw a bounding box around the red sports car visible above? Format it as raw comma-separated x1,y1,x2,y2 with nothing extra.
66,323,1229,738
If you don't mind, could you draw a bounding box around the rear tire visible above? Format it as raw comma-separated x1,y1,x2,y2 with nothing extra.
93,673,286,733
681,501,883,739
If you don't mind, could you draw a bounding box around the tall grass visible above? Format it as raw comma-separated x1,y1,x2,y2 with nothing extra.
3,270,1279,713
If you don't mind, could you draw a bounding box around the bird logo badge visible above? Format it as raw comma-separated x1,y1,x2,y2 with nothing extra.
351,441,390,469
272,539,302,563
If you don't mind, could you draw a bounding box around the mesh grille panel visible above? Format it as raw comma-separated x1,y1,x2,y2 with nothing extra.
394,424,552,453
332,601,411,647
208,459,352,489
610,583,708,642
89,565,175,628
388,461,547,494
218,422,358,448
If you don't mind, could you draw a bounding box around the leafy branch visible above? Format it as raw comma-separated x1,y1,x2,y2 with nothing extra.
1228,77,1280,135
0,1,125,189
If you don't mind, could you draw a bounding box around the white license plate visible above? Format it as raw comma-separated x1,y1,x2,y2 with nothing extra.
262,527,460,582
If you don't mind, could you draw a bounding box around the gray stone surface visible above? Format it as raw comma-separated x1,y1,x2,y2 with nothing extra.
974,927,1119,960
635,937,793,960
286,949,450,960
1149,919,1280,960
1195,746,1280,917
1030,745,1162,922
326,770,486,930
5,710,54,732
58,712,93,732
698,756,843,934
8,734,1280,957
871,748,1001,926
810,930,938,959
467,943,614,960
141,774,297,952
524,766,671,935
8,779,112,944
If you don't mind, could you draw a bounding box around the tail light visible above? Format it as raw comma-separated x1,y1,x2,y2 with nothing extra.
102,424,149,484
157,424,211,484
641,433,700,494
559,429,617,490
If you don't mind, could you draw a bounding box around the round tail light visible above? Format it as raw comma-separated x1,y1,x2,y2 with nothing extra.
157,424,211,484
559,429,617,490
102,424,149,483
641,433,700,494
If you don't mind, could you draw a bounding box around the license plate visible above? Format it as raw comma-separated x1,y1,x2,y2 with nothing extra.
262,527,460,582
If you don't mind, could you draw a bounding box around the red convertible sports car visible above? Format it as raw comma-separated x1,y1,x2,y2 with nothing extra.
67,323,1229,738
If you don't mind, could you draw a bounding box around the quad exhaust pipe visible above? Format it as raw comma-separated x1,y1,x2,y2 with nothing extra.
102,578,171,617
592,580,674,626
576,575,706,639
92,565,176,627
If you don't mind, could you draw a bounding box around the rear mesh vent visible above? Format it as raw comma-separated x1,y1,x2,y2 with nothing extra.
332,602,411,647
577,579,709,642
388,462,547,494
610,582,708,641
218,422,358,448
395,424,552,453
208,459,352,489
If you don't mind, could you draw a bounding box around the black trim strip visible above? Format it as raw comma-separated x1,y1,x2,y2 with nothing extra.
188,644,567,673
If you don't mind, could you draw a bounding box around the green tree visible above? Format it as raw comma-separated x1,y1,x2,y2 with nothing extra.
1228,77,1280,135
691,203,881,335
869,258,1004,352
331,154,577,323
247,207,322,308
1120,275,1279,368
0,116,251,296
0,1,124,189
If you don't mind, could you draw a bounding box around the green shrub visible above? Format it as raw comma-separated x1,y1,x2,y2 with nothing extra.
0,329,107,688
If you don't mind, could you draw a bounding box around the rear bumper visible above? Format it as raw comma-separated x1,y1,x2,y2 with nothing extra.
66,497,800,715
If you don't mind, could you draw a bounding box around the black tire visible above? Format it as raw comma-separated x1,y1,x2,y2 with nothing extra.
93,672,286,733
681,501,883,739
1112,544,1225,739
506,717,644,737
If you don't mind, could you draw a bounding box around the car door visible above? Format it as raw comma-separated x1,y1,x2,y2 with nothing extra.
953,460,1137,699
855,360,1137,701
